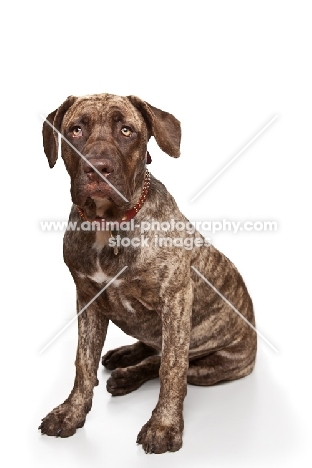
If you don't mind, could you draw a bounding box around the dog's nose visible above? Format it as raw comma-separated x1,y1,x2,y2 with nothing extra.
83,159,114,179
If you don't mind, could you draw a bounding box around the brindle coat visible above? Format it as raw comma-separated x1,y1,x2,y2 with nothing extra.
39,94,257,454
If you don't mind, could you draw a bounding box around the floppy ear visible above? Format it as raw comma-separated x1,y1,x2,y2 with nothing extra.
42,96,77,168
127,95,181,157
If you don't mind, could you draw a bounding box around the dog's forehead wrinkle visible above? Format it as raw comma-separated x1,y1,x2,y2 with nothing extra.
63,102,99,128
63,94,143,130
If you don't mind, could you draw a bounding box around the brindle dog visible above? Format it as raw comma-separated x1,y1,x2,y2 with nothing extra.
39,94,257,454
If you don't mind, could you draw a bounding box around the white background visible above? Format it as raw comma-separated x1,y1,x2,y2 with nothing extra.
1,1,311,467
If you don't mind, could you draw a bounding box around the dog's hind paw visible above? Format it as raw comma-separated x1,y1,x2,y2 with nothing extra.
106,367,145,396
102,342,157,371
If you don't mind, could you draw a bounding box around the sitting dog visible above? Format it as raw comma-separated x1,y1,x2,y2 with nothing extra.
39,93,257,454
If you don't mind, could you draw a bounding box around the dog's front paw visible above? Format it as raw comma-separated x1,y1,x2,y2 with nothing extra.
39,402,89,438
137,419,183,454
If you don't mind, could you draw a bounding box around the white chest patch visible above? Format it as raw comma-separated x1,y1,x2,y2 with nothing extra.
77,258,123,287
120,297,136,313
89,267,109,284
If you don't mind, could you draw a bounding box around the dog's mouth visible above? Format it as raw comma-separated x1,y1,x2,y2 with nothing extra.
85,178,128,203
86,179,116,197
73,168,149,222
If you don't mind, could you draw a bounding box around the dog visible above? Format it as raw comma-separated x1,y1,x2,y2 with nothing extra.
39,93,257,454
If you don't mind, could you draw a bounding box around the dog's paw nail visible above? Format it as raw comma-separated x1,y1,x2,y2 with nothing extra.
56,429,62,436
150,444,156,453
107,382,116,390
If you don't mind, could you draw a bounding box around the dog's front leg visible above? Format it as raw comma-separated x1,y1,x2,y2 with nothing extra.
137,284,192,454
39,295,108,437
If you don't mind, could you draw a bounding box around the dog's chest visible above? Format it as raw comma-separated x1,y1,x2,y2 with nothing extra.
76,251,162,346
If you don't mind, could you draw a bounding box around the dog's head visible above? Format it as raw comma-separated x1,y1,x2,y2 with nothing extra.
42,94,181,221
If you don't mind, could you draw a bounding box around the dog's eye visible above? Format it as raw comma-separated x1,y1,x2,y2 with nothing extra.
72,126,82,137
121,127,132,137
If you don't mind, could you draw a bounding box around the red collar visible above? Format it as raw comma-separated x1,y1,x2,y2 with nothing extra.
77,169,150,223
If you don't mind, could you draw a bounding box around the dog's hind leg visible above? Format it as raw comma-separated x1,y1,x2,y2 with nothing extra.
102,341,158,370
187,339,257,386
106,355,161,396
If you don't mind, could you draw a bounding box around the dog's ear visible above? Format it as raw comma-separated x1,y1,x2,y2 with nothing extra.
127,95,181,158
42,96,77,168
